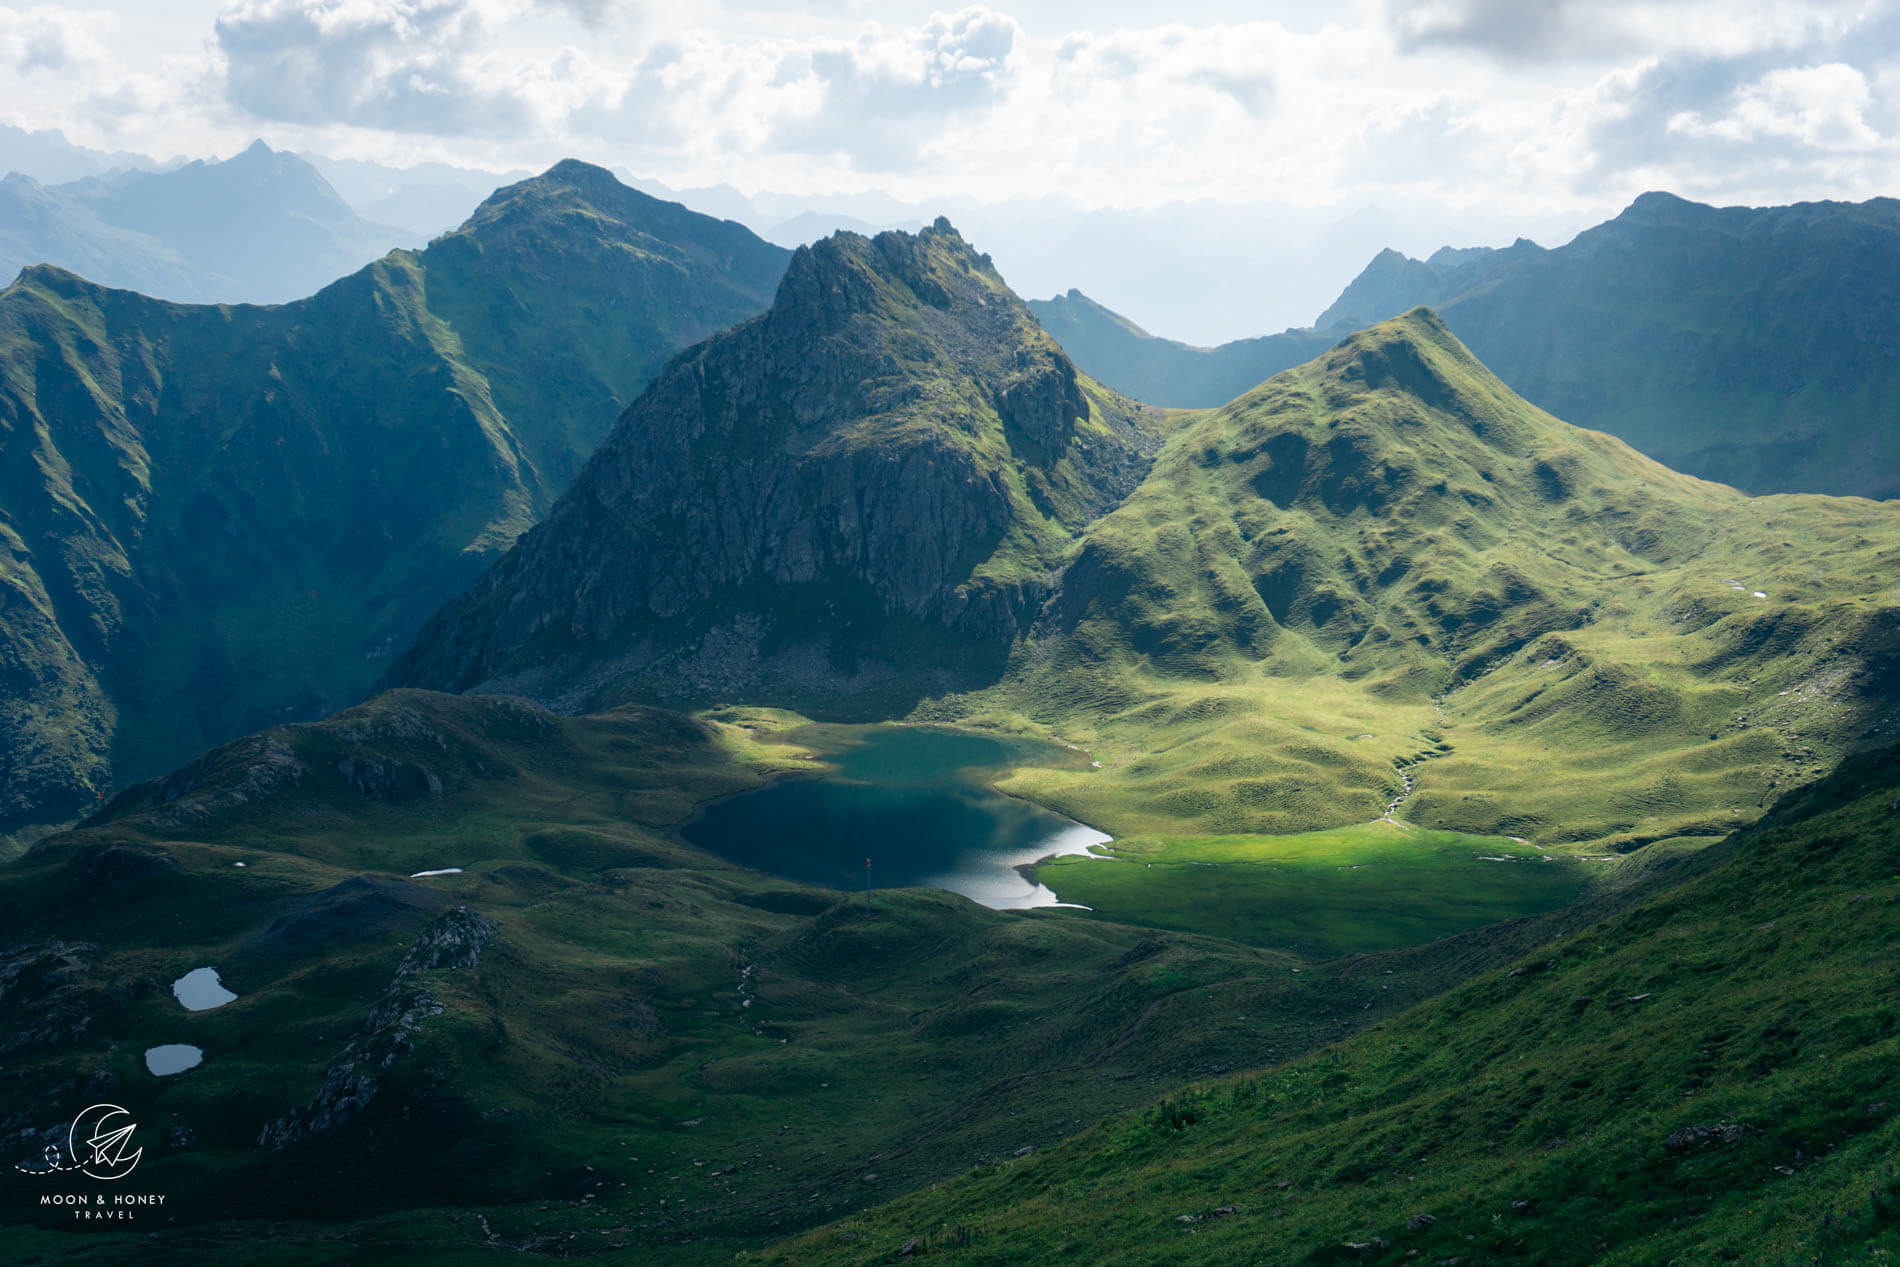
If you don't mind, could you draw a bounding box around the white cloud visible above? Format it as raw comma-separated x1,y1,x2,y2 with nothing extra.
214,0,543,135
1386,0,1870,64
0,0,1896,255
1668,62,1883,150
568,7,1021,173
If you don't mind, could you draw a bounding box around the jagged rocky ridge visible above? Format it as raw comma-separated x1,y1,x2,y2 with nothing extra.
389,218,1154,714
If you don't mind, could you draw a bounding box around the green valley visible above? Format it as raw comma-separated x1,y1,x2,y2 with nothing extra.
1038,823,1586,958
0,691,1500,1263
5,211,1899,1266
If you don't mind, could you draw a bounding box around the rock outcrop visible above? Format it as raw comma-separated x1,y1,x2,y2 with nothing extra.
259,906,498,1150
388,219,1154,715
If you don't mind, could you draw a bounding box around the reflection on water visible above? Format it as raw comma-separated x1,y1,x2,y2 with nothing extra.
682,726,1108,910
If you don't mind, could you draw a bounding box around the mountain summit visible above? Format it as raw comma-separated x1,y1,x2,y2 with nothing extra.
389,219,1154,713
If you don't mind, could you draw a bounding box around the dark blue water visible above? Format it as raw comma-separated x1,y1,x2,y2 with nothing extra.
681,726,1107,909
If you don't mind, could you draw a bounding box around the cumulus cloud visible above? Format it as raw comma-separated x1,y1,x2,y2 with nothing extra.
214,0,539,135
6,0,1900,248
1668,62,1882,150
1042,21,1288,168
570,7,1021,173
762,7,1022,169
540,0,618,28
1388,0,1599,60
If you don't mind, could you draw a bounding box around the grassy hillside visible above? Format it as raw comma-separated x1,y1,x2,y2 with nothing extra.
931,310,1900,853
763,737,1900,1264
0,691,1525,1264
0,160,789,837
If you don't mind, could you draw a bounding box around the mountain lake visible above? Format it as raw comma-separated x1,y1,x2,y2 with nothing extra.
682,725,1108,909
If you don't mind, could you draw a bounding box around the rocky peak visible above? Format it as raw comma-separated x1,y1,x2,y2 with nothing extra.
768,219,1090,460
386,221,1151,714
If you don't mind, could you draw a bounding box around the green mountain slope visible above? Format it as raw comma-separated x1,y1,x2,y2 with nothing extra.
389,220,1157,717
0,691,1492,1263
1026,288,1336,408
956,309,1900,852
767,738,1900,1266
1320,193,1900,499
0,160,789,836
1046,195,1900,500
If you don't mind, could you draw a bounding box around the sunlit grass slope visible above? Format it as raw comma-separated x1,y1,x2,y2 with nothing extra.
764,738,1900,1265
1039,821,1588,957
932,309,1900,851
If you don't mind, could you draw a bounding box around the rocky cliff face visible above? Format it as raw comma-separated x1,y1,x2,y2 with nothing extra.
388,219,1154,715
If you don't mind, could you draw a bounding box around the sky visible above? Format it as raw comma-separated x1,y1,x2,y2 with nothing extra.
3,0,1898,337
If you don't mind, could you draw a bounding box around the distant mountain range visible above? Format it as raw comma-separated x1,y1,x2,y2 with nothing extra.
1329,192,1900,500
0,123,162,185
0,141,419,304
0,160,788,835
1032,193,1900,501
1027,289,1336,410
297,152,532,241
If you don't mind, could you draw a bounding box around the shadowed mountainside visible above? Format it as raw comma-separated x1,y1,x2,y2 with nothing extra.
1323,193,1900,499
388,218,1157,717
0,159,789,835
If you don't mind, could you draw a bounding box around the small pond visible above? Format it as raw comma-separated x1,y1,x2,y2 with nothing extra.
145,1044,203,1076
172,967,238,1012
682,725,1106,909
